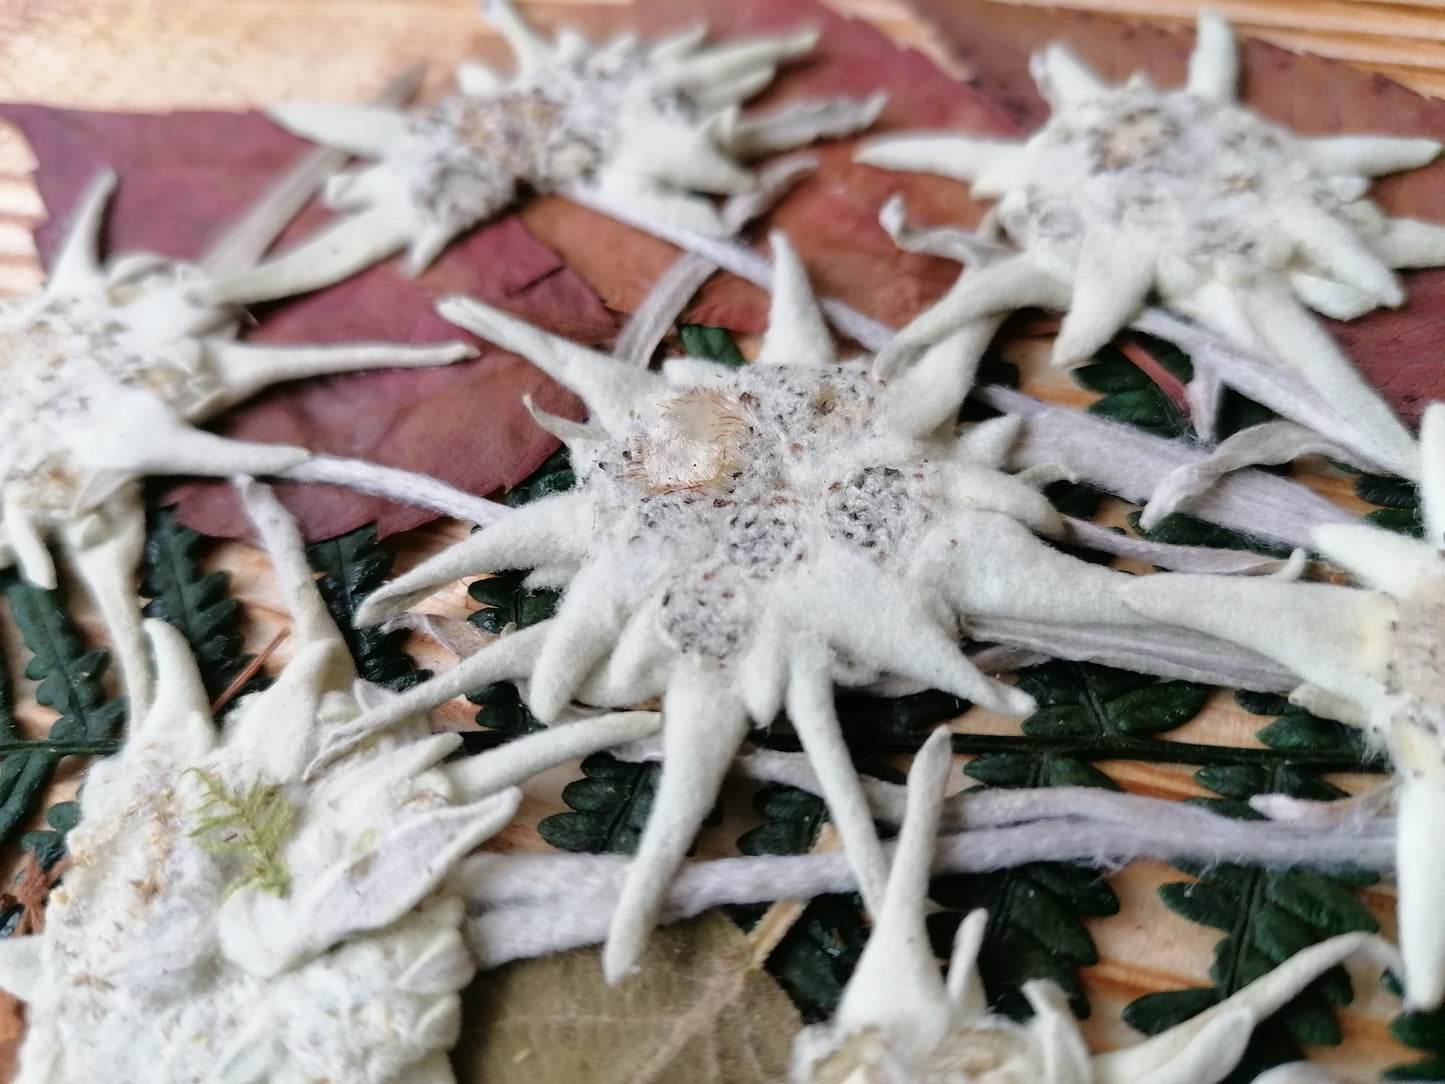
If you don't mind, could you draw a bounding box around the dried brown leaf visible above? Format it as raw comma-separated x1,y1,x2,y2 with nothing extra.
454,913,802,1084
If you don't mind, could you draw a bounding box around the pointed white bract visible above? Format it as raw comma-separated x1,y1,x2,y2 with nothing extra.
858,11,1436,476
1122,400,1445,1010
0,481,518,1084
352,236,1259,982
218,0,882,303
789,728,1399,1084
0,172,478,712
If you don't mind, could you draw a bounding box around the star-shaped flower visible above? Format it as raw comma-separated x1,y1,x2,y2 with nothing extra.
340,232,1261,983
1120,401,1445,1010
856,11,1445,477
792,726,1400,1084
210,0,885,306
0,171,476,714
0,480,523,1084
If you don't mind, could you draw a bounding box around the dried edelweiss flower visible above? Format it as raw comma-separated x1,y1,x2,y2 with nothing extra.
0,480,527,1084
857,11,1445,477
791,727,1398,1084
0,171,477,714
1120,400,1445,1012
341,233,1249,984
208,0,884,304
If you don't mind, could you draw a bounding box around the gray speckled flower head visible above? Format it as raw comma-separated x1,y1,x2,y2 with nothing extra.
0,480,521,1084
858,10,1445,475
340,233,1252,986
210,0,884,305
0,171,473,715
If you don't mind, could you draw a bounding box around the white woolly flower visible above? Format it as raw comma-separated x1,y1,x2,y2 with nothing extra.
0,480,520,1084
210,0,884,305
857,10,1445,477
792,728,1397,1084
1121,401,1445,1011
339,232,1258,984
0,170,481,715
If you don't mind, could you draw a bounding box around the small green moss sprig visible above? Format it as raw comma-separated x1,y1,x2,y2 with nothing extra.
187,768,297,898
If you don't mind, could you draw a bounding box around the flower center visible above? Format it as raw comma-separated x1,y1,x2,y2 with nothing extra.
1000,86,1329,280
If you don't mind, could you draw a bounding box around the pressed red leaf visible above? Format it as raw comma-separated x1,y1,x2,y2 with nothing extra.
907,0,1445,424
0,104,611,540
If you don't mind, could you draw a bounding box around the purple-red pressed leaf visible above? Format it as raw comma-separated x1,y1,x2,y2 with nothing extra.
906,0,1445,425
0,104,610,540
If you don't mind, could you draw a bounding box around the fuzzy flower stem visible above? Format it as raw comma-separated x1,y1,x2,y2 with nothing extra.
277,455,511,526
564,183,896,352
461,797,1394,967
978,385,1354,549
1132,308,1394,471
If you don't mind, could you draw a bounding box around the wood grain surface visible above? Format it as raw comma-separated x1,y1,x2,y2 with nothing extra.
0,0,1438,1079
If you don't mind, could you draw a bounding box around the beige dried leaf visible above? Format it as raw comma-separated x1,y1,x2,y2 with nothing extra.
454,912,802,1084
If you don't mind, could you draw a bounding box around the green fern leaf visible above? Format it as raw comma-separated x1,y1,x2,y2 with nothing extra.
537,753,661,855
187,768,296,897
142,506,264,708
307,524,430,692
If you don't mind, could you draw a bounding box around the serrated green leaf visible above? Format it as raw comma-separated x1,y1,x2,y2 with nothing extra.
929,861,1118,1018
737,785,825,856
1276,994,1344,1046
1140,729,1383,1061
0,753,60,845
1015,661,1211,744
1043,480,1104,519
1195,764,1273,800
1254,715,1366,757
1087,388,1187,438
1263,870,1378,934
468,570,561,634
459,681,546,754
1124,986,1220,1035
680,323,747,368
0,575,125,858
505,445,575,507
307,524,430,692
1026,864,1120,917
1355,472,1419,509
1365,505,1425,537
538,753,660,855
1386,1000,1445,1080
1020,704,1095,739
1250,903,1320,962
7,578,124,740
1215,388,1276,440
1071,346,1188,438
1105,681,1213,734
1071,354,1155,394
1127,509,1290,558
1042,757,1119,789
831,688,970,754
963,753,1033,787
1158,881,1242,931
142,506,262,706
740,894,868,1024
1004,882,1099,965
